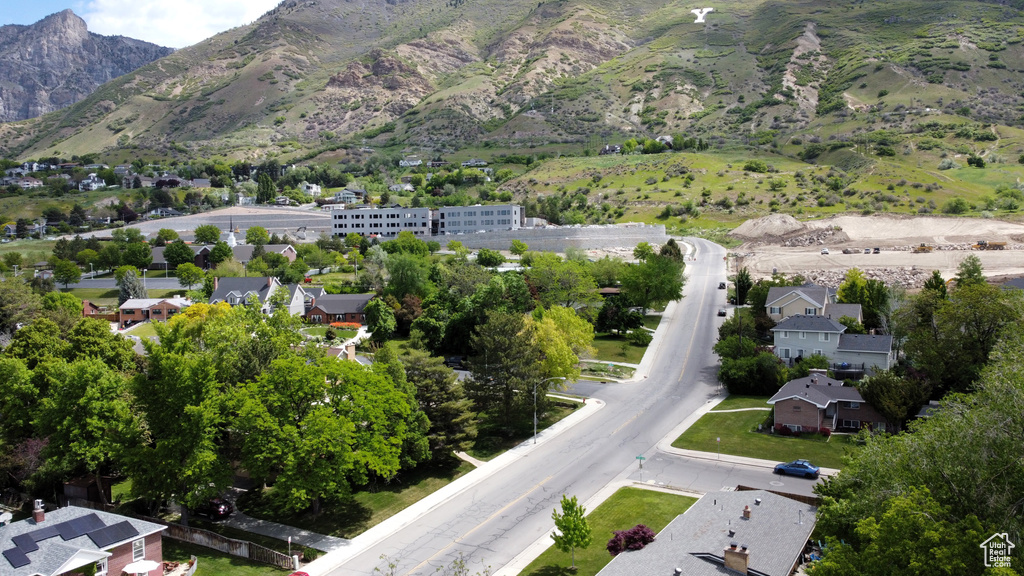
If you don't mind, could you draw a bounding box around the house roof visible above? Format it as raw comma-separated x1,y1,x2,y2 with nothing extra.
150,245,209,265
1,506,165,576
209,277,278,305
596,490,816,576
771,315,846,333
765,283,835,309
822,303,862,321
309,293,374,315
119,297,191,311
1001,277,1024,290
231,244,294,263
767,375,863,409
836,333,893,353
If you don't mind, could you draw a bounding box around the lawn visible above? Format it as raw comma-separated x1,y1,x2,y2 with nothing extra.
467,400,580,461
128,322,159,339
709,395,773,411
64,287,186,307
238,460,474,539
642,315,662,330
518,487,698,576
162,539,288,575
300,326,358,340
671,409,854,469
589,334,647,364
578,361,635,381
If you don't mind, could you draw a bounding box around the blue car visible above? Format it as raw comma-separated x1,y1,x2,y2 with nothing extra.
774,459,820,479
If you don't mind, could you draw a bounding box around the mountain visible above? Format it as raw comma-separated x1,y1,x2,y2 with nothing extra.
1,0,1023,160
0,10,173,122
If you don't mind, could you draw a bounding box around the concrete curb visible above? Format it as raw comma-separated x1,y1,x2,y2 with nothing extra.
304,397,606,574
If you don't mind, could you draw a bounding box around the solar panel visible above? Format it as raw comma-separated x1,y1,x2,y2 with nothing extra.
57,513,105,540
10,534,37,552
29,525,59,541
3,547,30,569
86,521,139,548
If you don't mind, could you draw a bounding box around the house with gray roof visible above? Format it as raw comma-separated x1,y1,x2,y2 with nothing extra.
768,372,894,432
1,501,165,576
764,283,862,324
208,277,306,315
231,244,297,266
149,244,210,270
596,490,816,576
771,315,892,376
305,293,375,324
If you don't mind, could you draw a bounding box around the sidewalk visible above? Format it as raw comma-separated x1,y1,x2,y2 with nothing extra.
220,494,349,553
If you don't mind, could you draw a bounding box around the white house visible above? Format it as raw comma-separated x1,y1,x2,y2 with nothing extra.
300,181,323,197
399,156,423,168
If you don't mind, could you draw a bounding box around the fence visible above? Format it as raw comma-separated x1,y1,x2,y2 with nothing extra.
159,522,295,570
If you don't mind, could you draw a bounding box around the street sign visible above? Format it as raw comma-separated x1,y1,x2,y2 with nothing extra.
636,455,646,461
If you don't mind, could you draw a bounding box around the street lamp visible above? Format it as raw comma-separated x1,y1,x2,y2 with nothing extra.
89,263,93,276
534,376,566,444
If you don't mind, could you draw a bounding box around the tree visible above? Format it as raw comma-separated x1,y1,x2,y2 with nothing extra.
525,254,600,309
111,227,146,244
164,240,195,270
42,291,82,318
256,172,276,204
365,297,397,343
632,242,654,262
76,249,98,269
97,244,122,271
177,263,204,290
531,306,595,381
659,238,683,262
4,318,69,369
837,315,865,334
402,350,477,459
854,370,926,431
193,225,221,244
476,248,505,267
122,242,152,270
953,254,985,288
246,226,270,246
385,253,431,301
381,231,430,258
735,267,753,305
153,228,179,246
0,357,36,443
35,358,134,507
52,259,82,288
551,495,592,569
509,239,529,256
67,317,138,372
620,255,685,315
209,241,233,267
117,270,146,305
922,270,947,300
465,311,544,432
718,352,786,395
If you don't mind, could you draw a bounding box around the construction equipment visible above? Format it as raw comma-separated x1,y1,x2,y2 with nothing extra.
973,240,1006,250
296,226,307,240
913,243,934,253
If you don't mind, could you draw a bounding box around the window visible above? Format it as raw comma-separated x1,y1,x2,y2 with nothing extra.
151,309,162,315
843,401,861,409
96,558,108,576
805,307,817,315
799,332,806,339
791,404,801,411
842,419,861,429
780,331,789,338
122,309,134,315
132,538,145,561
820,333,830,342
813,349,822,355
769,306,780,315
786,424,802,432
780,348,791,359
875,422,886,432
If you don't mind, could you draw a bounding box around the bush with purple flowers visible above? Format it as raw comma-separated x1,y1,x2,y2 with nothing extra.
606,524,657,556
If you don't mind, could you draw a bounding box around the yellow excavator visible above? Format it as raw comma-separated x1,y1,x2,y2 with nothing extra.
913,243,934,253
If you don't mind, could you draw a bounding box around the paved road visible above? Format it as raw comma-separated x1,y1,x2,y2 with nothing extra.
71,278,183,290
323,238,820,576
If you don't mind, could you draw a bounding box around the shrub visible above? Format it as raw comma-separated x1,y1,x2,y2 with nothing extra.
937,159,960,170
341,264,355,273
627,330,653,346
967,155,985,168
820,428,831,438
607,524,657,556
743,159,769,173
778,426,793,436
302,547,320,561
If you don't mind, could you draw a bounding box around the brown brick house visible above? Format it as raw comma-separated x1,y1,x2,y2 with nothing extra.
767,371,894,433
305,294,374,324
119,297,192,329
0,501,166,576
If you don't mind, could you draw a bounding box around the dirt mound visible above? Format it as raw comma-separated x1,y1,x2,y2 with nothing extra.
731,214,806,239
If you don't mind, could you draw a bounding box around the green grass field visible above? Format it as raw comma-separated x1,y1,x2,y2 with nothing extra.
64,287,186,307
518,487,698,576
589,334,647,364
672,409,855,469
709,395,773,411
161,539,288,575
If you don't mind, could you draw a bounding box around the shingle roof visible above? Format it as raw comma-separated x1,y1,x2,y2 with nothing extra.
765,283,835,309
150,244,208,265
772,315,846,333
596,491,816,576
823,303,862,321
309,294,374,315
1001,277,1024,290
119,297,191,310
837,333,893,353
768,376,864,408
231,244,294,263
209,277,278,305
1,506,165,576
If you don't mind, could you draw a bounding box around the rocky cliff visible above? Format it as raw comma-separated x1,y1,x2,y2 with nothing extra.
0,10,173,122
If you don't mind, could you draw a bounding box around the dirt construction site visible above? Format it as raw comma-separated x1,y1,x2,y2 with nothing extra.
729,214,1024,288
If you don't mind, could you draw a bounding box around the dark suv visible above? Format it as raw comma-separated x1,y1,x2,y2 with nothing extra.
444,356,466,369
193,497,233,519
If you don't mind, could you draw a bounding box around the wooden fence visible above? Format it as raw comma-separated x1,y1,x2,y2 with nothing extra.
159,522,295,570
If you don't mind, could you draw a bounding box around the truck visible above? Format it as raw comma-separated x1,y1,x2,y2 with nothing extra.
973,240,1007,250
913,243,934,253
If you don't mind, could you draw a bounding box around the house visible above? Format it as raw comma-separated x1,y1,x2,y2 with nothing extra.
15,177,44,190
771,315,893,375
3,221,46,237
78,174,106,191
461,159,487,167
427,159,449,168
113,165,132,176
768,372,894,432
599,144,621,155
231,244,298,266
147,207,183,218
190,178,211,189
764,283,863,322
121,173,157,189
334,189,366,204
274,196,291,206
399,156,422,168
0,501,165,576
153,175,188,189
149,245,211,270
305,293,374,324
208,277,306,315
119,296,192,328
1000,277,1024,291
300,181,322,197
389,183,414,193
596,490,816,576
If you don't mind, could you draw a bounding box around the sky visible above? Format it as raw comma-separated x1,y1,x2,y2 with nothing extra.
1,0,282,49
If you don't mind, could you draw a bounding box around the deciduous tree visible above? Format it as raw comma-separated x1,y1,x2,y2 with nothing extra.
193,224,221,245
551,495,592,569
52,259,81,288
176,263,204,290
164,240,195,270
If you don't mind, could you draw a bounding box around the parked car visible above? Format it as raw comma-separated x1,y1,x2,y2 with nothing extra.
864,248,871,254
718,282,727,289
193,497,233,519
717,308,728,317
773,459,820,479
444,356,466,369
820,248,829,254
872,247,881,254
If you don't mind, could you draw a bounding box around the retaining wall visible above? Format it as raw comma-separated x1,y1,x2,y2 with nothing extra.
445,224,668,252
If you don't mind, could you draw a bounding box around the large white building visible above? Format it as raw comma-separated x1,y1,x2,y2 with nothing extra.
333,206,432,238
436,205,523,235
331,204,524,239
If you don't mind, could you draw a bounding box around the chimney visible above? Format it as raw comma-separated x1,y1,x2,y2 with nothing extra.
213,276,219,291
32,499,44,523
742,505,751,520
345,343,356,361
754,498,762,506
82,299,90,315
723,542,749,574
267,276,274,288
